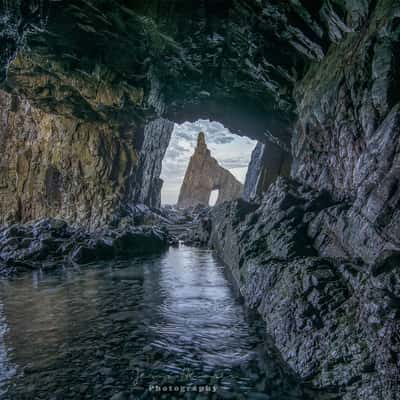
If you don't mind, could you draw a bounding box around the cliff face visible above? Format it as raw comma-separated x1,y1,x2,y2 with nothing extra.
0,89,140,229
178,132,243,208
134,118,174,209
198,177,400,399
290,1,400,266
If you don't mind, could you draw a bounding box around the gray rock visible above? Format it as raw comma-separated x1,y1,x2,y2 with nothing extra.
134,118,174,209
0,218,170,274
192,178,400,399
110,392,127,400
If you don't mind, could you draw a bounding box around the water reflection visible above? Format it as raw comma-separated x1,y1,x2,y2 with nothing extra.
0,246,311,399
0,302,16,397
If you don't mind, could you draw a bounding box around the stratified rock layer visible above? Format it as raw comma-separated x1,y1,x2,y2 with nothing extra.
0,89,140,229
194,178,400,400
177,132,243,208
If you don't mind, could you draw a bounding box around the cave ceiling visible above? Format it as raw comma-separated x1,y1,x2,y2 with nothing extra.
0,0,374,144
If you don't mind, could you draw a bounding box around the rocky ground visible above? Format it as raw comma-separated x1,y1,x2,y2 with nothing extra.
189,178,400,400
0,218,171,277
0,203,205,278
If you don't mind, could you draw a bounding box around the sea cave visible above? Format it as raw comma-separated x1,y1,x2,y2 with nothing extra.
0,1,399,399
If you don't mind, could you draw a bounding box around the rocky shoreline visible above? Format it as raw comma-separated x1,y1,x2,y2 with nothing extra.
0,218,171,278
189,178,400,400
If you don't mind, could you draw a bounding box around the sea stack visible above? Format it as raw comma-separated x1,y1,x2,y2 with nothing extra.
177,132,243,208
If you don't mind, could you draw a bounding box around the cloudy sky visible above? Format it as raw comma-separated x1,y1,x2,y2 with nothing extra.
161,120,257,205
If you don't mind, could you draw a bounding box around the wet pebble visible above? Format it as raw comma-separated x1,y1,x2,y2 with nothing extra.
99,367,113,376
110,392,128,400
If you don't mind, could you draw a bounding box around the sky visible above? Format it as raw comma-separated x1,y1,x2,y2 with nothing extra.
161,119,257,205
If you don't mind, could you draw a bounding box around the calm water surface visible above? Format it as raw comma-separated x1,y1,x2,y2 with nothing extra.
0,245,309,399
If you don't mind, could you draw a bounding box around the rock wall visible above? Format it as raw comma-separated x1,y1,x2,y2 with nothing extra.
205,4,400,397
177,132,243,208
243,141,292,201
291,0,400,266
0,89,139,230
243,142,265,202
199,178,400,400
134,118,174,209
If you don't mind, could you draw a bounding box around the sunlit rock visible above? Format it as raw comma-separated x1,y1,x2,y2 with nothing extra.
177,132,243,208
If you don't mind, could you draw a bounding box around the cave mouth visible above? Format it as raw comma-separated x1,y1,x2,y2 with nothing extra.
160,119,257,206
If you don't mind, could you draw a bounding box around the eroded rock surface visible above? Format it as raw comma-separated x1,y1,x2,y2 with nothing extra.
134,118,174,209
194,177,400,399
178,132,243,208
0,89,140,230
0,218,170,277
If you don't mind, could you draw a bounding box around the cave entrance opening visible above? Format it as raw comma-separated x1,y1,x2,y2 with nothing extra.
160,119,257,206
209,189,219,207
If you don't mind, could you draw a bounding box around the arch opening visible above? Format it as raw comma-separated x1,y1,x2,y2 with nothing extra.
209,189,219,207
160,119,257,206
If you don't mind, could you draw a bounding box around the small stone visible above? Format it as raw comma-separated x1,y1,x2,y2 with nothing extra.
110,392,127,400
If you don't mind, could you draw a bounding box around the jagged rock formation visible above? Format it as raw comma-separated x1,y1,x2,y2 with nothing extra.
243,142,266,202
243,141,292,202
177,132,243,208
0,218,170,277
194,178,400,399
134,118,174,209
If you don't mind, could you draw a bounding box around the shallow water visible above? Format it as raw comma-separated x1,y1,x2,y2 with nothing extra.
0,245,310,399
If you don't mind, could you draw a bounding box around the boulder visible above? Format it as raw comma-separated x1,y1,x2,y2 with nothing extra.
0,219,170,273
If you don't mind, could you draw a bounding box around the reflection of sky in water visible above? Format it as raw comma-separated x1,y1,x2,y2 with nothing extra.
0,247,308,399
161,120,257,205
151,247,258,373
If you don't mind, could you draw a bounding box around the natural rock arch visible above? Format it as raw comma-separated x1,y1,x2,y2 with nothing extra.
0,0,370,226
177,132,243,208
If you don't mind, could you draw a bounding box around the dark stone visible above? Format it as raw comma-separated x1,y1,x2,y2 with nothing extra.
134,118,174,209
243,142,265,202
0,219,170,272
71,245,102,265
191,178,400,399
111,228,169,257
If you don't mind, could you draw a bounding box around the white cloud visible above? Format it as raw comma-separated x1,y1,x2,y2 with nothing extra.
161,120,257,205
